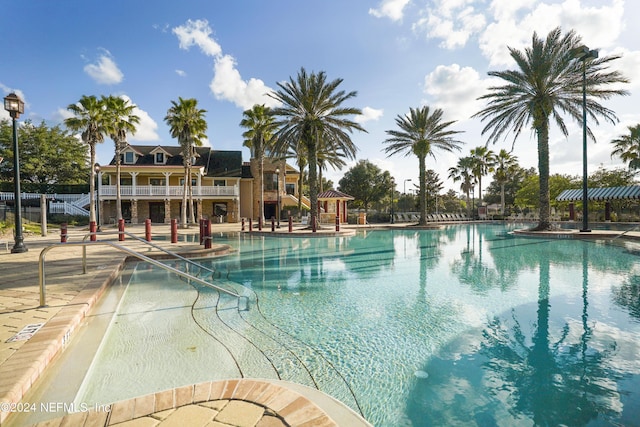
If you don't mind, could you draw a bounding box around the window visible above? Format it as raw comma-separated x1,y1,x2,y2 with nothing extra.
124,151,135,164
155,152,164,164
179,178,197,186
214,179,226,187
263,173,278,191
149,178,165,186
286,183,295,195
120,177,132,186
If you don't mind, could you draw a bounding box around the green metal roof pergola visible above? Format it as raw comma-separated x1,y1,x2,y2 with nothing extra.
556,185,640,202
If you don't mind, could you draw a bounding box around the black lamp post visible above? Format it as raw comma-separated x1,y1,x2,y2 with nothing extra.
390,177,395,224
94,163,101,231
572,45,598,232
275,167,280,228
4,93,27,253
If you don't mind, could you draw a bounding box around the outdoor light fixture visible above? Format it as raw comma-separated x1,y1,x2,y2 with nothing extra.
404,178,412,195
571,45,598,232
4,93,27,253
94,163,101,231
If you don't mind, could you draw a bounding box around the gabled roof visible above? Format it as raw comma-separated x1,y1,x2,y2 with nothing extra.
556,185,640,201
206,150,243,177
318,190,354,200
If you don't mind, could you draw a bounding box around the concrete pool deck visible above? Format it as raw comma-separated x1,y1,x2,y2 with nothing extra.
1,220,638,426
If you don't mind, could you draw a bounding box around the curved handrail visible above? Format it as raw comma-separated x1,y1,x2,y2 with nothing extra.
38,240,241,307
81,230,218,277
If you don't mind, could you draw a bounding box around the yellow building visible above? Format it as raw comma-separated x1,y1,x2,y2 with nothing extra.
97,145,307,225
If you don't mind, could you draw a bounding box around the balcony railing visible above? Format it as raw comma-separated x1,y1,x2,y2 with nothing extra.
99,185,238,197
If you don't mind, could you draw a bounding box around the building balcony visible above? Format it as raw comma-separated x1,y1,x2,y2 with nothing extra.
99,185,238,198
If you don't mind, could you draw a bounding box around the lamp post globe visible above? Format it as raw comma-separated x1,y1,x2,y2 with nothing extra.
4,93,27,253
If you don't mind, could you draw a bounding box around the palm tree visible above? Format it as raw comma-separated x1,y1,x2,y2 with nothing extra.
269,67,365,229
611,124,640,170
102,95,140,221
448,156,475,218
493,149,519,215
164,97,208,228
469,146,496,204
474,27,628,230
240,104,278,224
64,95,108,224
383,106,464,226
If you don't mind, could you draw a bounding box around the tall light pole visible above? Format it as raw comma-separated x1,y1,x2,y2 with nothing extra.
4,93,27,253
94,163,101,231
572,45,598,232
403,178,412,212
275,167,280,228
390,177,395,224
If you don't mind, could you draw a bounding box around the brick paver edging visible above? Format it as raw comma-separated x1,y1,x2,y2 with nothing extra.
31,379,338,427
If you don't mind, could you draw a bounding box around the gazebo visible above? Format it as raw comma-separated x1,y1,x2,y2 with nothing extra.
556,185,640,221
317,190,354,224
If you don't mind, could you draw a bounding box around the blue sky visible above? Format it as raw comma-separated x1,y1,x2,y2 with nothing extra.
1,0,639,194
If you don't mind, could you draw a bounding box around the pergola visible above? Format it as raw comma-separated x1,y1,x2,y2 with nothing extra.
556,185,640,220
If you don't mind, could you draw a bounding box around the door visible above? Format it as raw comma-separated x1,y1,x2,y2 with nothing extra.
149,202,165,223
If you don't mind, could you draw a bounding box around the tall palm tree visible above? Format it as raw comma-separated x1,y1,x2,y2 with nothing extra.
240,104,277,223
269,67,365,229
611,124,640,170
164,97,208,228
448,156,475,218
469,146,496,204
102,95,140,221
493,149,519,215
64,95,108,224
383,106,464,226
474,27,628,230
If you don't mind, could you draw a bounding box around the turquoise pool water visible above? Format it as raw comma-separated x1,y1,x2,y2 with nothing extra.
76,224,640,426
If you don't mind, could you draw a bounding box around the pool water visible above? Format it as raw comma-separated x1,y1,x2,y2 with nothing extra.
76,224,640,426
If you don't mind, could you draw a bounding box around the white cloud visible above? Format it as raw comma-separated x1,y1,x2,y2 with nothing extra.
172,19,222,57
413,1,485,49
175,69,187,77
117,95,160,142
172,19,277,110
83,50,123,85
423,64,489,121
355,106,384,123
479,0,626,67
369,0,411,22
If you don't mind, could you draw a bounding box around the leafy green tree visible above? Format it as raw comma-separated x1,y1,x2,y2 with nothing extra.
485,165,536,213
425,169,444,214
611,124,640,170
338,160,391,213
515,174,575,211
474,27,628,230
588,165,637,187
240,104,277,222
470,146,496,203
441,189,463,213
164,97,208,228
270,68,365,229
65,95,108,223
383,106,464,225
448,156,475,217
0,119,89,190
103,95,140,221
493,149,519,214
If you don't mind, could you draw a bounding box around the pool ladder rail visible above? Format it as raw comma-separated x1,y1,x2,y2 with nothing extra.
38,230,248,309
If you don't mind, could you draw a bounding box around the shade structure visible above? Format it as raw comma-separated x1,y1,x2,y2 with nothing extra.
556,186,640,202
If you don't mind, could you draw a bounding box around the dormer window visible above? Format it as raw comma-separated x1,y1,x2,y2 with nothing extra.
124,151,135,164
155,152,165,164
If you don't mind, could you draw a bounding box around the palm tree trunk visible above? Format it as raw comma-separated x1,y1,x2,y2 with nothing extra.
308,134,319,229
536,120,551,230
259,155,265,223
116,143,122,221
418,155,427,226
188,171,195,224
89,144,96,224
500,183,506,215
181,166,188,228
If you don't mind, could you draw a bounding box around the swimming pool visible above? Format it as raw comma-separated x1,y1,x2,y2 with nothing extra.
75,224,640,426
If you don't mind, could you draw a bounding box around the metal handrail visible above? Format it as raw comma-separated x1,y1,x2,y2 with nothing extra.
80,230,218,277
38,240,241,307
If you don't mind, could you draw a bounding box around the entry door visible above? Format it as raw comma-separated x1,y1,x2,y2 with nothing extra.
149,202,165,223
